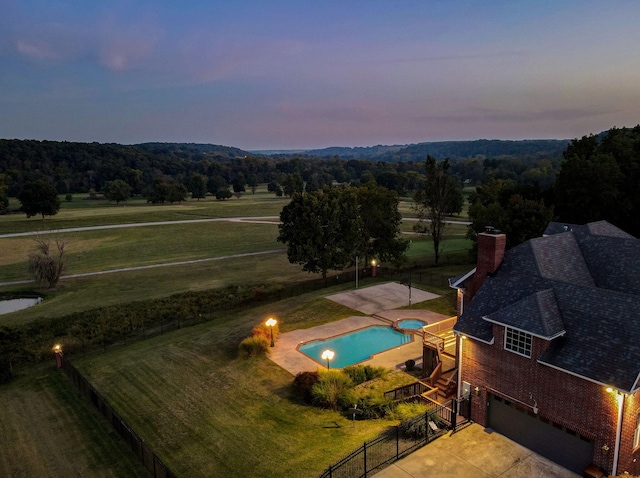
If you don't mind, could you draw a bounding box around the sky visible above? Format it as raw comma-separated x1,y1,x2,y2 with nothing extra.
1,0,639,150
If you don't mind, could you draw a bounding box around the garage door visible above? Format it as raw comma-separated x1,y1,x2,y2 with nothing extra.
488,393,594,473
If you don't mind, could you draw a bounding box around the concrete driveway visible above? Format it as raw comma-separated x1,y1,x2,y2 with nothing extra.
373,424,579,478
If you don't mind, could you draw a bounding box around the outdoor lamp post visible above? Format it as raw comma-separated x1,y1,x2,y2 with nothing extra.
371,259,377,277
53,344,63,369
321,349,335,370
265,317,277,347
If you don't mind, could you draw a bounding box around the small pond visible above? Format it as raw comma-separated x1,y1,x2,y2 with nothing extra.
0,297,43,315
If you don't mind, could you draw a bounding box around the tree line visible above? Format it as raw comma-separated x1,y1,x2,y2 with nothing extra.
0,138,561,211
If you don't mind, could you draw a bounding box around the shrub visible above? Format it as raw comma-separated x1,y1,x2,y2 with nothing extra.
311,370,353,410
342,364,388,385
251,321,279,343
293,371,320,403
351,395,395,419
389,402,430,421
239,335,270,357
405,359,416,371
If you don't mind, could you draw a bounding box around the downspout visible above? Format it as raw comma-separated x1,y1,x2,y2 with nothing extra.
456,335,465,401
612,392,625,476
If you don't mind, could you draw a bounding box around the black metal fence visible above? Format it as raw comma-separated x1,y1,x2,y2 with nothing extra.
318,398,471,478
60,356,177,478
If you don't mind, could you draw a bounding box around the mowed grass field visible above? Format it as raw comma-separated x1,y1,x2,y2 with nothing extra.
0,364,149,478
0,188,472,323
0,188,475,477
70,281,465,478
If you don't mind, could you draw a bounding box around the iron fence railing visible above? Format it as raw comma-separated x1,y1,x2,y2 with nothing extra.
318,398,471,478
61,357,177,478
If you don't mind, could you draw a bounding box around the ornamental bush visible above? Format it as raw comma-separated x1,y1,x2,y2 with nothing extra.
239,335,270,357
293,371,320,403
251,321,279,343
343,364,388,385
311,370,353,410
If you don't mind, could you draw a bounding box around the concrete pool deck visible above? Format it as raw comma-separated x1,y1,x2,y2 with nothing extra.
270,312,451,375
268,282,450,376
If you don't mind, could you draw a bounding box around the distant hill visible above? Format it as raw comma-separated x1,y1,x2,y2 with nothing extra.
297,144,406,158
300,139,570,161
134,142,251,158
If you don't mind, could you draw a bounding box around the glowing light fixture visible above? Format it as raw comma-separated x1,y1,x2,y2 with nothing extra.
321,349,335,369
265,317,277,347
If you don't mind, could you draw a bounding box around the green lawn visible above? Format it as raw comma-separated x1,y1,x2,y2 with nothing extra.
71,290,411,478
0,188,288,234
0,364,149,478
0,191,475,477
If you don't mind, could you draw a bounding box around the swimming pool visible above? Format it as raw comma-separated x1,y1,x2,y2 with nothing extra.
397,319,427,330
298,325,412,368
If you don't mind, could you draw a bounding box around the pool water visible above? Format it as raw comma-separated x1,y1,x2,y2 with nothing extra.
397,319,427,329
298,326,412,368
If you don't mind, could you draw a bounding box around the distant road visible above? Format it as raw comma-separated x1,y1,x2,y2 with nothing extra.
0,249,285,287
0,215,471,286
0,216,281,238
0,215,470,239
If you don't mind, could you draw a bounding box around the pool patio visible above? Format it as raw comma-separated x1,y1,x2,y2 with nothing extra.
268,308,450,376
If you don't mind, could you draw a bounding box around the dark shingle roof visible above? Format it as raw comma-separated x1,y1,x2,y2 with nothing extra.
454,220,640,392
484,289,565,339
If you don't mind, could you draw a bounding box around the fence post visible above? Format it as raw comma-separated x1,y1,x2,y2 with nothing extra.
396,425,400,459
425,410,430,444
363,442,367,478
452,399,458,432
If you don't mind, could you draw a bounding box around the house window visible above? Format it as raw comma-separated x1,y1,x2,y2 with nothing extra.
504,327,532,358
634,413,640,449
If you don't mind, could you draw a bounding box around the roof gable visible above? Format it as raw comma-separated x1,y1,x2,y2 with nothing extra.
530,233,594,287
484,289,565,339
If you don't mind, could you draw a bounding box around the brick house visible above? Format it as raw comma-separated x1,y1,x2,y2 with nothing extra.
450,221,640,476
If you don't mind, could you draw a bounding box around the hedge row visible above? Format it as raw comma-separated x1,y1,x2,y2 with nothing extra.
0,283,284,381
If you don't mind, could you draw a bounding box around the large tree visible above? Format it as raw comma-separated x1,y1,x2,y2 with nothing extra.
467,178,555,251
17,179,61,219
103,179,131,205
357,183,409,266
554,127,640,236
278,187,362,281
0,173,9,211
413,156,463,265
189,173,207,201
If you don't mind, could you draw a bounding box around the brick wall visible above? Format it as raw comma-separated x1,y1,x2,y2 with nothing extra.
460,323,640,474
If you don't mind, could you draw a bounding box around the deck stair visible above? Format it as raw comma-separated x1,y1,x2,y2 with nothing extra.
435,371,457,399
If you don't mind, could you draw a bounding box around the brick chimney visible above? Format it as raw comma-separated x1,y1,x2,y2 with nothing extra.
469,227,506,300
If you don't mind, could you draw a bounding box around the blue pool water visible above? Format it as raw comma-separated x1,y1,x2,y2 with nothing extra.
397,319,427,330
298,326,412,368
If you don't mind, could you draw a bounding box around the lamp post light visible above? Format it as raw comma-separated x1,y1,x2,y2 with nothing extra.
265,317,277,347
371,259,377,278
53,344,63,369
321,349,335,370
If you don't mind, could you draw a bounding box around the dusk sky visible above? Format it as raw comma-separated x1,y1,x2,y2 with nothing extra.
1,0,639,150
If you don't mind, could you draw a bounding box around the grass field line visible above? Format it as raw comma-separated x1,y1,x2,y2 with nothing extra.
0,249,285,287
0,216,282,238
0,216,470,239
